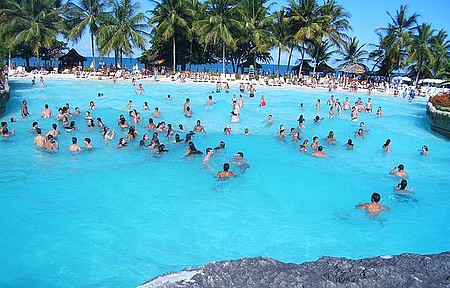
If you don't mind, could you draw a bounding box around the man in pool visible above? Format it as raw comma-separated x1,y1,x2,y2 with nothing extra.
389,164,408,178
231,152,250,171
33,128,46,147
44,135,59,151
355,192,388,215
41,104,53,118
216,163,236,178
311,146,329,157
203,148,214,165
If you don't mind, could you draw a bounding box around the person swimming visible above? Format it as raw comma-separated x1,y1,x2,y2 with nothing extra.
311,146,329,157
216,163,236,178
396,179,413,192
214,141,225,150
345,139,354,149
117,137,127,148
420,145,429,156
382,138,391,152
186,141,203,155
69,137,82,152
389,164,408,178
355,192,388,215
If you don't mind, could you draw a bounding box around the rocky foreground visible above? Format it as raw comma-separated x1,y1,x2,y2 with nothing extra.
139,252,450,288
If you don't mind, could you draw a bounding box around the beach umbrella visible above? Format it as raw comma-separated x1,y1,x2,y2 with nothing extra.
401,76,412,81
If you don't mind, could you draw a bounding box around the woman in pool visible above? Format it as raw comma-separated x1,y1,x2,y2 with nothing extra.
185,106,192,117
345,139,354,149
46,123,60,138
87,118,95,128
127,126,138,140
150,132,160,148
376,106,383,117
311,136,319,150
139,134,150,147
178,124,184,132
156,121,167,132
64,121,76,132
135,83,145,95
21,100,30,117
84,137,93,150
355,128,365,138
96,117,104,129
382,138,391,152
145,118,156,130
143,101,149,110
336,101,343,116
89,101,96,110
299,140,309,152
224,125,232,135
297,115,305,129
326,131,336,144
224,83,230,94
329,106,335,119
396,179,413,192
62,116,69,127
154,107,161,118
172,134,183,143
421,145,429,155
118,115,129,129
293,131,300,142
315,99,321,110
186,141,203,155
155,144,168,154
103,126,115,140
44,135,59,151
260,95,266,107
166,124,174,139
351,106,358,121
117,137,127,148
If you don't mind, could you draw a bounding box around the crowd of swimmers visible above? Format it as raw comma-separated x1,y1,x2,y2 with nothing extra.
2,78,429,214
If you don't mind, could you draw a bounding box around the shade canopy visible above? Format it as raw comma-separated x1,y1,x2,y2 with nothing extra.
340,63,366,74
58,49,86,68
240,59,262,69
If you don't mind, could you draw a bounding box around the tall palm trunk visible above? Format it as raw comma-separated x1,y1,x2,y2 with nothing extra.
312,47,320,76
277,46,281,77
287,46,294,72
172,36,176,71
298,42,305,78
222,43,226,75
91,32,96,72
189,40,193,72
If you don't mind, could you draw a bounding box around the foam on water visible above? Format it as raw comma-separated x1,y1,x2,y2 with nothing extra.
0,78,449,287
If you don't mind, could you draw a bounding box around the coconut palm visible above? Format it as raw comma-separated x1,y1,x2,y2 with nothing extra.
237,0,274,75
287,0,325,76
194,0,241,75
0,0,64,66
320,0,351,49
336,37,367,69
377,5,419,74
97,0,148,67
272,6,289,76
65,0,107,72
431,29,450,76
408,23,435,85
306,39,336,75
149,0,194,72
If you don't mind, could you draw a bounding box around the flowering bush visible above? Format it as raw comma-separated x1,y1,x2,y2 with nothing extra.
430,92,450,109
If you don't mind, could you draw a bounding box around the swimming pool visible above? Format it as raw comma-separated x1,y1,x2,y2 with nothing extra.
1,78,449,287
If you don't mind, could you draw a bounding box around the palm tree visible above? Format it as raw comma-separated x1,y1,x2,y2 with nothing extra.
149,0,194,72
194,0,241,75
97,0,148,67
336,37,367,69
408,23,435,85
431,29,450,76
272,6,289,76
237,0,274,76
377,5,419,75
65,0,107,72
0,0,64,67
287,0,325,77
306,40,336,75
320,0,351,49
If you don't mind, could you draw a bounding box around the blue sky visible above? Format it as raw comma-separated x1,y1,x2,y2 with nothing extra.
71,0,450,65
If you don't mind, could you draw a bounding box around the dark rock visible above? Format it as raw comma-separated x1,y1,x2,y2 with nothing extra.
139,252,450,288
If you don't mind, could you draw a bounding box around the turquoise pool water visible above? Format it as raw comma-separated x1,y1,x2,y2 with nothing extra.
1,78,449,287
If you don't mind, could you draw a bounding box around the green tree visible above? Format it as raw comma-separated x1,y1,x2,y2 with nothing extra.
65,0,107,71
377,5,419,74
0,0,65,66
149,0,194,71
97,0,148,67
287,0,325,76
272,6,289,76
431,29,450,76
408,23,435,84
336,37,367,69
237,0,274,75
194,0,241,75
306,39,336,75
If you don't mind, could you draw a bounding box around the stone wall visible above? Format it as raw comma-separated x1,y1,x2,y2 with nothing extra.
427,102,450,138
139,252,450,288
